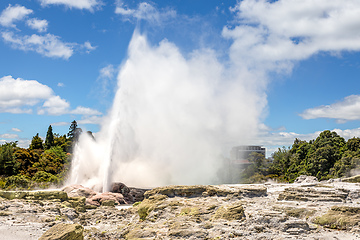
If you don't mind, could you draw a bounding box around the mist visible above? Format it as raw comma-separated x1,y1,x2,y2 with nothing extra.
69,30,266,189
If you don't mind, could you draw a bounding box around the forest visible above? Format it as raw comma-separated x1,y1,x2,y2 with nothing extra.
0,120,81,189
241,130,360,183
1,125,360,189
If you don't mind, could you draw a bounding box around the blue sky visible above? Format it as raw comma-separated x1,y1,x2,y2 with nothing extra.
1,0,360,157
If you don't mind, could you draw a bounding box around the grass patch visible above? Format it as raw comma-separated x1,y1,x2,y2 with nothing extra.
313,206,360,230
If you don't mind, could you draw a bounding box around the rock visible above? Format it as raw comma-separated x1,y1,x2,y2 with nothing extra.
4,182,360,240
137,194,168,220
0,210,12,216
127,187,148,203
212,203,245,221
62,185,97,199
294,175,318,184
144,184,267,199
342,175,360,183
60,208,78,220
282,220,310,232
278,187,348,202
110,182,130,195
88,192,126,206
0,190,68,201
313,206,360,230
39,223,84,240
110,182,148,204
101,199,115,207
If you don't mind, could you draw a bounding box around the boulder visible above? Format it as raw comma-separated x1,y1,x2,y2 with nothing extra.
110,182,130,195
39,223,84,240
62,185,97,198
110,182,148,204
88,192,126,206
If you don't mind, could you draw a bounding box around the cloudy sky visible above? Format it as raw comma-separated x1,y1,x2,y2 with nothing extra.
1,0,360,156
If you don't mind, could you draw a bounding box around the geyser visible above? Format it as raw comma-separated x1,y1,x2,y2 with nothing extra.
69,31,265,191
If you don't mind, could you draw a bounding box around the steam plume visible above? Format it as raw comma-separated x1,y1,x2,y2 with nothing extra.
70,31,266,189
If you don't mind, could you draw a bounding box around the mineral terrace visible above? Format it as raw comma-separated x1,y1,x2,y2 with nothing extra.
1,175,360,239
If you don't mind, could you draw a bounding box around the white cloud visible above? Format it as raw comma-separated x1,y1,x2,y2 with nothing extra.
26,18,48,32
77,115,103,124
0,133,19,139
17,139,31,148
0,75,102,118
2,31,74,59
51,121,70,126
300,95,360,122
57,82,64,87
224,0,360,73
39,0,103,11
40,95,70,115
115,1,176,24
99,64,116,79
0,75,53,113
11,128,22,132
71,106,102,115
93,64,118,103
82,41,97,53
258,127,360,157
0,4,33,28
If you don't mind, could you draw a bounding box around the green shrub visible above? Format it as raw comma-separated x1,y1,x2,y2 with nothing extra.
0,178,5,189
32,171,58,183
5,174,30,189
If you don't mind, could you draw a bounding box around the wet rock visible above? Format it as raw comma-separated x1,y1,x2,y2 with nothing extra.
39,223,84,240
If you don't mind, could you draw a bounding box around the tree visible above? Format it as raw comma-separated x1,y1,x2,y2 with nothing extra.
29,133,43,150
68,120,78,140
0,142,18,176
33,146,68,175
347,137,360,152
53,134,71,152
14,148,40,177
67,120,82,153
44,125,54,150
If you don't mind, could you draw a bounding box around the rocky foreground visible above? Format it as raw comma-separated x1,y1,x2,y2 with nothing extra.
2,176,360,239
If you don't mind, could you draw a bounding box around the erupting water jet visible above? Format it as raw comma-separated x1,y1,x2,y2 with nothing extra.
69,31,265,190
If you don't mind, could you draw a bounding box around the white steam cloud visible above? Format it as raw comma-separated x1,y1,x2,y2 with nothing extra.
70,0,360,189
70,31,265,189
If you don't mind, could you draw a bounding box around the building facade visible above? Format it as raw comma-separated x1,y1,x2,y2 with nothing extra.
230,145,266,164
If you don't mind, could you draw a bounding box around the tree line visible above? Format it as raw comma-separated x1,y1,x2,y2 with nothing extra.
241,130,360,183
0,120,81,189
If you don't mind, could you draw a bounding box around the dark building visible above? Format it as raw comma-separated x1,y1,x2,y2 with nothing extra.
220,145,266,184
230,145,266,164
